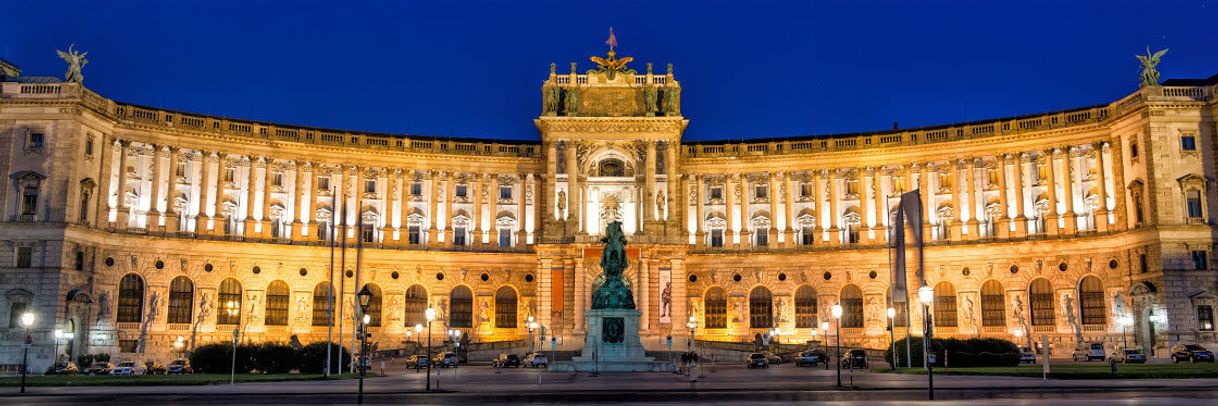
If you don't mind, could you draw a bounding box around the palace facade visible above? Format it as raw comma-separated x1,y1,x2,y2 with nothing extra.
1,50,1217,372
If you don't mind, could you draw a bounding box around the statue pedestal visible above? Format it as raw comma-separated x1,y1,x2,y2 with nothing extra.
551,309,674,372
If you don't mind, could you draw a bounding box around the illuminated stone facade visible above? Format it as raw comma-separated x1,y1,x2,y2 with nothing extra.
2,52,1217,372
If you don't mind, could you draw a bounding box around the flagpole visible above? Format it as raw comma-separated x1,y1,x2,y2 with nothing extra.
325,188,337,377
338,190,348,374
352,220,363,374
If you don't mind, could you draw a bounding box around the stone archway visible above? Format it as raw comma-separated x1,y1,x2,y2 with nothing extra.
1129,281,1158,352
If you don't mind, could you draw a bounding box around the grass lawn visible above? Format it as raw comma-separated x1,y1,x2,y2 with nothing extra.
0,372,369,387
878,363,1218,379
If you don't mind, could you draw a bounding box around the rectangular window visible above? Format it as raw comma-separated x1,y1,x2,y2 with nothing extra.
754,185,767,199
846,180,859,195
455,185,468,199
272,172,283,187
499,186,512,200
21,188,37,216
940,172,953,189
1187,190,1203,218
364,179,376,194
801,226,815,245
1139,253,1149,273
800,182,812,198
1199,305,1215,331
317,176,331,191
85,137,94,156
710,229,724,247
317,221,330,241
453,227,466,246
1182,135,1197,151
362,226,375,243
9,302,28,328
709,186,723,200
408,226,421,244
27,132,44,149
410,182,422,196
1192,250,1208,270
224,168,236,182
74,251,85,271
1130,142,1139,159
498,229,512,247
755,232,767,247
176,162,187,179
16,247,33,268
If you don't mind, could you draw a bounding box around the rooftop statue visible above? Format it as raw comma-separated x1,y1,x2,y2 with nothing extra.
57,43,88,84
591,220,636,309
1136,46,1168,88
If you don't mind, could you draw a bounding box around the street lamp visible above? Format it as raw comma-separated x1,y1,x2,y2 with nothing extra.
174,336,185,360
414,323,424,361
226,301,239,386
53,329,63,366
887,307,897,371
687,315,698,351
1116,314,1134,349
918,284,935,400
425,308,436,392
831,304,843,388
771,327,780,347
19,312,34,394
356,285,373,405
820,321,830,371
527,315,537,353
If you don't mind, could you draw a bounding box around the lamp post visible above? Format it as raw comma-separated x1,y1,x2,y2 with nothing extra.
771,327,780,350
687,316,698,351
425,308,436,392
226,301,239,386
887,307,897,371
53,329,63,366
174,336,185,360
820,321,830,370
414,324,424,363
1117,315,1133,349
19,312,34,394
831,304,842,388
527,315,537,353
918,284,935,401
356,286,372,405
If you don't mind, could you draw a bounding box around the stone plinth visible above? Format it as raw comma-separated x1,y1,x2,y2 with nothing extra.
551,309,674,372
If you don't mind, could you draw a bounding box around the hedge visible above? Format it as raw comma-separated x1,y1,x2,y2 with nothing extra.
884,336,1020,368
298,342,352,374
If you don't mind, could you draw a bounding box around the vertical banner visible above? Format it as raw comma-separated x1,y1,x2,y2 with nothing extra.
551,267,565,327
659,267,672,324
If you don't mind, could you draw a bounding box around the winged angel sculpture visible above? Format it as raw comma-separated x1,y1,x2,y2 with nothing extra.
57,44,89,84
1136,47,1168,88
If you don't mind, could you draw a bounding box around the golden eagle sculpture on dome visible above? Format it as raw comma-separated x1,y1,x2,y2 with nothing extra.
589,27,636,80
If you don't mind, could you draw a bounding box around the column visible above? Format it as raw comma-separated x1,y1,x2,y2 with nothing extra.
645,141,657,228
94,135,114,228
489,175,500,247
1094,142,1110,233
1061,147,1078,235
212,153,228,236
386,169,400,243
148,145,164,225
665,142,679,237
1043,150,1059,235
197,151,212,232
767,172,779,246
472,174,484,246
873,169,888,243
694,175,705,243
783,172,796,247
545,142,557,224
1013,153,1028,237
811,170,823,242
243,157,260,238
738,175,751,246
518,173,530,245
724,174,736,246
949,161,963,241
918,164,932,240
965,158,979,240
564,142,578,224
428,170,439,243
293,162,308,240
827,170,840,246
997,155,1010,239
443,171,454,244
115,142,133,230
532,174,543,243
261,159,276,239
165,147,180,233
859,169,873,243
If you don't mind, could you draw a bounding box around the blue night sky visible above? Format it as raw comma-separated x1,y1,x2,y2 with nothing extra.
2,1,1215,142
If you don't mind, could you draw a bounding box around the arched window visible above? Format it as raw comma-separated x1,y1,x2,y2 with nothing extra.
403,285,427,327
1078,276,1106,326
495,286,518,328
217,278,242,325
794,286,817,328
117,274,144,323
598,159,624,177
749,286,773,328
840,284,864,328
265,281,290,326
167,276,193,324
362,283,382,327
312,282,333,327
704,287,727,329
450,286,473,328
934,281,958,327
1029,278,1055,326
980,280,1006,327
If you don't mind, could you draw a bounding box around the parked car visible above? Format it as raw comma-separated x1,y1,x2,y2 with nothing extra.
405,355,430,369
86,362,114,375
147,361,167,375
49,362,80,375
1171,344,1216,363
110,361,148,376
1109,348,1148,364
1071,342,1105,362
492,353,522,368
762,351,783,365
746,352,769,368
840,349,869,369
166,359,192,374
524,352,548,368
1019,347,1037,364
432,352,459,368
795,349,828,367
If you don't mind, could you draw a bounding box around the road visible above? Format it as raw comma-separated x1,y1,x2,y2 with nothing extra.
3,361,1217,405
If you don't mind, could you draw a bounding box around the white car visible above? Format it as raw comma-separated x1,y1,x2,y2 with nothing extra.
524,352,548,368
110,361,148,375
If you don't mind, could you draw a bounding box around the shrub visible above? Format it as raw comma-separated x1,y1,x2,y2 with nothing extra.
885,336,1020,368
253,343,298,373
94,353,111,363
298,342,351,374
189,343,256,374
76,354,95,369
